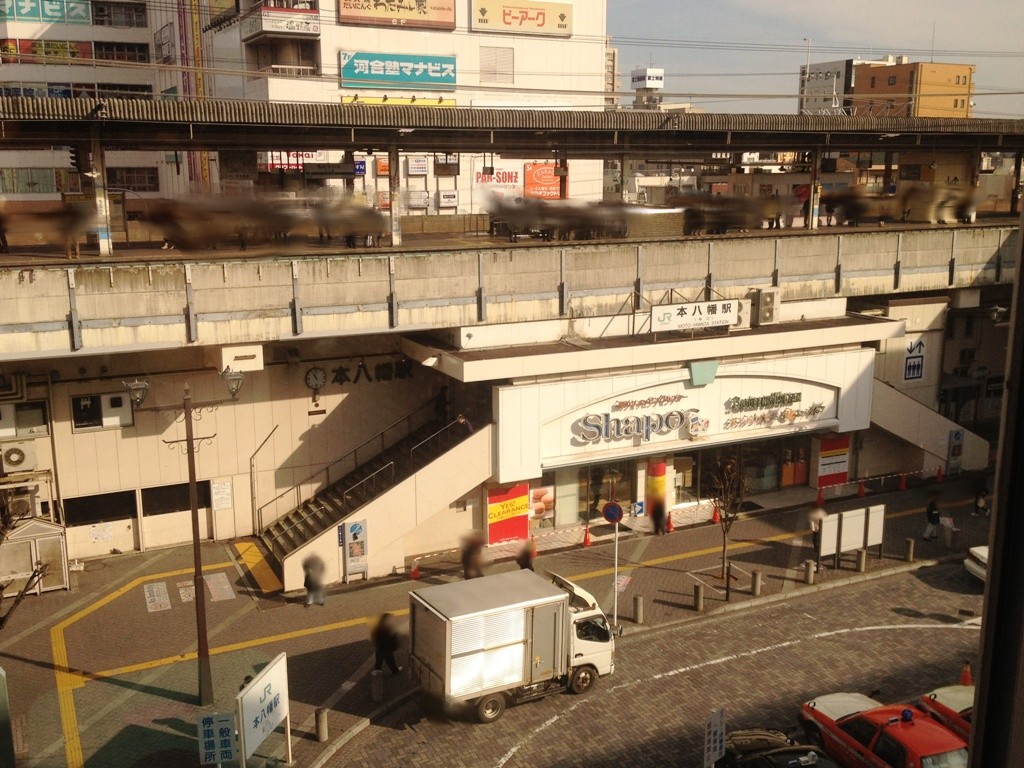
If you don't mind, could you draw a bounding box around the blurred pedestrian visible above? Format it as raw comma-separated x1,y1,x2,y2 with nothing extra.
972,485,989,517
371,613,402,674
808,505,827,567
433,386,449,424
0,208,9,253
456,414,474,434
650,500,666,536
302,553,325,607
515,537,536,571
922,494,941,540
461,531,485,579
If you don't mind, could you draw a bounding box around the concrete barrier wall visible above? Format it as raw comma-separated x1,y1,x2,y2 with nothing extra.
0,225,1015,361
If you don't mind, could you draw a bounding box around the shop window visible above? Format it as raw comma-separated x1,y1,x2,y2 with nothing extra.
0,167,67,195
71,393,134,431
106,167,159,192
0,401,49,438
96,83,152,99
142,482,211,516
64,489,136,526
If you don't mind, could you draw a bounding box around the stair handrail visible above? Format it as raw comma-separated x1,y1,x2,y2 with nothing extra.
257,397,435,529
408,416,472,460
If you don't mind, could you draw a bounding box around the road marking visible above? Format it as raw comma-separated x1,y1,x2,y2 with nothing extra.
233,540,283,593
51,561,233,768
492,619,981,768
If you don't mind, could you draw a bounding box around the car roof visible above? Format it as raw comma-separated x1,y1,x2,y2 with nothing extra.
854,705,968,751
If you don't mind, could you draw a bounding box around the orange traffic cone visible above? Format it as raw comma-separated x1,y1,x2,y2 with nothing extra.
582,524,591,548
899,473,907,491
665,510,674,533
960,660,973,686
409,558,421,580
711,503,721,525
816,485,825,506
937,466,944,483
858,479,866,497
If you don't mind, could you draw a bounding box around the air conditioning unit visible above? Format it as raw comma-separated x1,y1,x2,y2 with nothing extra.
2,441,37,474
750,288,780,327
4,486,38,519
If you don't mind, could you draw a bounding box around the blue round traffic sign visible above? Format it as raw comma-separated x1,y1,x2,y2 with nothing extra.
602,502,624,523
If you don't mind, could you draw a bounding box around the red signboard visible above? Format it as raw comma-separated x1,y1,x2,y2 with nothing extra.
487,483,530,545
524,163,564,199
818,434,851,486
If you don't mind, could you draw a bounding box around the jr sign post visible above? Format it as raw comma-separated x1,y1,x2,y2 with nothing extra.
236,652,291,767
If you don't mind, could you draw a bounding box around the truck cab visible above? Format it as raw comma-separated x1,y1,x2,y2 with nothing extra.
551,573,615,681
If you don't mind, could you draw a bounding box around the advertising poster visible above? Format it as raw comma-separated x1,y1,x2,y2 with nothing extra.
407,155,428,175
487,483,530,545
530,485,555,526
817,434,851,486
375,156,390,176
341,519,368,580
339,52,456,91
338,0,456,31
470,0,573,36
524,162,564,199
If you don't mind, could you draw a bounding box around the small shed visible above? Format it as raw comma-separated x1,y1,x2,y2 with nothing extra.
0,518,69,595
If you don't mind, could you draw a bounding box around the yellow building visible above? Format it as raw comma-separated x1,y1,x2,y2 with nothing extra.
851,62,975,118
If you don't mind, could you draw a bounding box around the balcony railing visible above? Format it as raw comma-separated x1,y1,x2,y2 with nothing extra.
246,64,318,81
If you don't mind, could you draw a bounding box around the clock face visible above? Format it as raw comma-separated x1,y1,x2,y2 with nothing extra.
305,367,327,391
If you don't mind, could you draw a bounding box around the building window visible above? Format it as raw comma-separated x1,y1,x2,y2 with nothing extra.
93,41,150,62
480,46,514,84
0,401,49,438
106,167,159,192
155,22,175,63
0,167,80,194
887,76,896,86
870,76,876,88
63,490,136,526
142,482,212,516
96,82,152,99
71,393,135,431
92,1,147,28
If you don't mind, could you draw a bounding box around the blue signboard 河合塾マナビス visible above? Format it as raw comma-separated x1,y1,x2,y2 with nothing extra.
339,52,456,91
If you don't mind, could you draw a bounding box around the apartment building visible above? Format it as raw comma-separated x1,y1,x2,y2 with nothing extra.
850,60,975,118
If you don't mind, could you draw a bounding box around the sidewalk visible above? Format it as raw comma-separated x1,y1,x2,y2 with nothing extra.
0,473,988,768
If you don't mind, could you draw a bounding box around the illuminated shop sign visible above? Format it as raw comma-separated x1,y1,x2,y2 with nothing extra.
578,409,709,444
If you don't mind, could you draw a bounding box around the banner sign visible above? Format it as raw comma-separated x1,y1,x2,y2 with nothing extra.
524,162,563,199
339,0,456,30
341,519,368,579
471,0,572,36
340,51,456,90
407,155,428,175
651,300,739,332
487,483,530,545
0,0,89,22
818,434,851,486
407,190,430,208
241,7,320,41
438,189,459,208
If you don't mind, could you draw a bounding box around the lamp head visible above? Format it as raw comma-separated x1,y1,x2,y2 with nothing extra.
221,367,245,399
123,379,150,407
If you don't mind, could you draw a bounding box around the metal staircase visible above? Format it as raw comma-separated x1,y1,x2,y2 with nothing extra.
258,402,476,563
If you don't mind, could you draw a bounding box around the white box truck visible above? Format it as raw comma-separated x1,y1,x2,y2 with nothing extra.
409,569,615,723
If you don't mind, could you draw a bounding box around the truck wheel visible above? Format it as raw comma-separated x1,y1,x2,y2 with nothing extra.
476,693,506,724
569,666,596,694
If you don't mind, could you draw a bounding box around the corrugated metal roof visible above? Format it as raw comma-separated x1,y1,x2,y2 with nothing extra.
1,96,1022,135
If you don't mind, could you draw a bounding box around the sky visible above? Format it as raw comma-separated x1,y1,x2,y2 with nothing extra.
605,0,1024,119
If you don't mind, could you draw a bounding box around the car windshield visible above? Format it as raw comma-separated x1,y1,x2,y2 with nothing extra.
921,748,969,768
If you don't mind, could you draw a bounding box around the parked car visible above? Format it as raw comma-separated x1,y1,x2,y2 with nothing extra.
963,546,988,582
917,685,974,743
715,728,841,767
800,692,968,768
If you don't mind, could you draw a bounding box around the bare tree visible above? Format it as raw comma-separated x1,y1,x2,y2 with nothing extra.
706,454,750,579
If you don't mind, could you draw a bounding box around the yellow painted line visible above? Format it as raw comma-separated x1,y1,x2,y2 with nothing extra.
51,561,233,768
87,608,410,681
233,541,284,594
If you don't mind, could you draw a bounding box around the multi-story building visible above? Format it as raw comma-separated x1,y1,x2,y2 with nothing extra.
0,1,612,216
798,56,902,115
850,60,975,118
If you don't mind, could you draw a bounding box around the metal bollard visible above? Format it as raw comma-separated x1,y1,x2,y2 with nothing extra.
633,594,644,625
315,707,329,742
370,669,384,703
905,537,915,563
804,560,816,586
751,570,762,597
693,583,705,613
856,548,867,573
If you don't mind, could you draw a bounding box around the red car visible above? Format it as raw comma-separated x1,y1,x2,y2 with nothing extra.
917,685,974,743
800,692,968,768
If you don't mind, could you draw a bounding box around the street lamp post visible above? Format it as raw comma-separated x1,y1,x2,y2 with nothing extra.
124,368,244,707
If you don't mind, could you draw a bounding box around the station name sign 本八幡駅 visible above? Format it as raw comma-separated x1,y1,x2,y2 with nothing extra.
652,300,739,332
339,51,456,90
470,0,573,36
338,0,456,30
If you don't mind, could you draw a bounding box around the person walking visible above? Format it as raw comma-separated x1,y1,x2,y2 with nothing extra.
808,505,827,565
972,483,989,517
371,613,402,674
460,531,485,579
515,537,536,571
922,494,941,540
650,500,667,536
302,553,325,607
